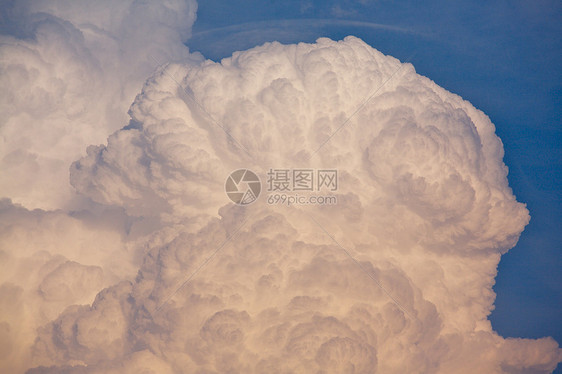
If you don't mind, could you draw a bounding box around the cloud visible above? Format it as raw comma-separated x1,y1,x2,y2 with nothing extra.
0,1,200,371
0,0,201,210
0,198,136,373
19,36,557,373
0,2,559,371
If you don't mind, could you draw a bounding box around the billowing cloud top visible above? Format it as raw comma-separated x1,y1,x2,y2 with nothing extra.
13,36,553,373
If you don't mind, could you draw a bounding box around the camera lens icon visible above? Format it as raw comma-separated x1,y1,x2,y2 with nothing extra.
225,169,261,205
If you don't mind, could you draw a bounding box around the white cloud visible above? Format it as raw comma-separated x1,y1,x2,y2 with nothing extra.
0,0,201,210
0,2,559,371
0,1,199,372
29,36,558,372
0,198,137,373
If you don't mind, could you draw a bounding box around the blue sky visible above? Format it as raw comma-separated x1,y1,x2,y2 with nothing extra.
189,0,561,370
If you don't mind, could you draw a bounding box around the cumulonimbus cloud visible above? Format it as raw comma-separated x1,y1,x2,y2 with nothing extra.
16,36,556,373
0,2,559,371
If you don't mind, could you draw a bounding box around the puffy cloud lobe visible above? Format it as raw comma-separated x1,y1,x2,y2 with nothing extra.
30,205,560,373
38,261,103,302
0,0,200,210
0,2,193,373
0,198,137,374
8,34,562,372
71,36,528,255
0,3,200,366
29,206,424,372
33,281,133,366
70,66,227,221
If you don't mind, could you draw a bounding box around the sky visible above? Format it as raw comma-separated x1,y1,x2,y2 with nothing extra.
0,0,560,373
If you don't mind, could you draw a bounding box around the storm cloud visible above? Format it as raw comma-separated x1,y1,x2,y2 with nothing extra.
0,2,560,373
